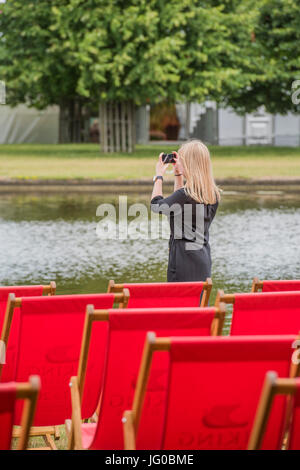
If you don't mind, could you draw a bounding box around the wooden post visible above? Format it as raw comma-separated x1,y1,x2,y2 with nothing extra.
132,102,136,148
99,101,135,153
107,102,112,152
127,101,133,153
121,102,126,152
115,103,121,152
59,99,71,143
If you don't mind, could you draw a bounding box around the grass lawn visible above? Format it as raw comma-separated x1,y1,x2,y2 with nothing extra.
0,143,300,180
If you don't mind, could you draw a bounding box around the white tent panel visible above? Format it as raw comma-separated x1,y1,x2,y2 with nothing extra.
274,113,300,147
218,108,244,145
0,104,59,144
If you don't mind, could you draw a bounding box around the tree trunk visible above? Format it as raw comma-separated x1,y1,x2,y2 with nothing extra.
59,99,71,143
82,106,91,143
72,100,82,143
99,100,136,153
59,98,84,143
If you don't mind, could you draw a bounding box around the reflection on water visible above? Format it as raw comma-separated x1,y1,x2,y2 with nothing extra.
0,192,300,332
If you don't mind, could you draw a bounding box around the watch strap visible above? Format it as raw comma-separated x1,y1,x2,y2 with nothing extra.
153,175,163,182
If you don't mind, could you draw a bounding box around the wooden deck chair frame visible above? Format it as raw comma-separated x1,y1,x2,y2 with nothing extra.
0,289,129,450
251,278,300,294
122,332,171,450
216,290,300,367
248,372,299,450
122,332,300,451
215,289,300,336
43,281,57,296
248,334,300,450
66,302,226,450
251,277,264,293
214,289,235,308
0,281,56,296
8,375,40,450
215,284,273,307
107,278,213,307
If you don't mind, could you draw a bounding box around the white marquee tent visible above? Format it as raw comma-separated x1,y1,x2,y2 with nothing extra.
0,104,59,144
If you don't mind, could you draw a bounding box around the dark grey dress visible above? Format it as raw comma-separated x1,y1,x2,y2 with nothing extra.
151,188,218,282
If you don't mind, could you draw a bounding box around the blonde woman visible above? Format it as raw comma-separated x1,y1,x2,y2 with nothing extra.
151,140,220,282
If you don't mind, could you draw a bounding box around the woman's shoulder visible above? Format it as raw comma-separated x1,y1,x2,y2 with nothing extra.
176,188,193,203
183,189,219,207
207,200,219,217
170,187,189,200
210,200,219,208
177,187,187,196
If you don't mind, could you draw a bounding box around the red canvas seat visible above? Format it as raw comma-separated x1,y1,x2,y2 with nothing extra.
249,372,300,450
0,283,56,336
123,335,298,450
218,291,300,335
68,305,225,450
107,279,212,307
0,291,128,446
252,278,300,293
0,376,40,450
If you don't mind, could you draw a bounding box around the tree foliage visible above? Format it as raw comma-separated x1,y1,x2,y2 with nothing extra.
2,0,298,121
224,0,300,114
0,0,81,109
54,0,257,106
0,0,256,109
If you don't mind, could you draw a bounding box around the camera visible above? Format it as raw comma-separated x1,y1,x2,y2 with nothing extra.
162,152,176,164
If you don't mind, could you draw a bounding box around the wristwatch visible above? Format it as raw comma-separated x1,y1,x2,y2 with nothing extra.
153,175,163,183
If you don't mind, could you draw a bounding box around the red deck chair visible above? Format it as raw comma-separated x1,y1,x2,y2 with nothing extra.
67,304,225,450
107,278,212,307
0,290,128,449
249,372,300,450
0,282,56,336
217,290,300,335
123,335,299,450
0,375,40,450
252,278,300,293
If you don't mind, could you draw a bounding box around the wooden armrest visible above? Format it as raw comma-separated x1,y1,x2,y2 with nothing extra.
122,410,136,450
68,376,83,450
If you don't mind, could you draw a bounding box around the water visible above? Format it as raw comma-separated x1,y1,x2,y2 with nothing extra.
0,191,300,332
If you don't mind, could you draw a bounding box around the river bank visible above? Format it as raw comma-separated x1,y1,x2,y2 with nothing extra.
0,177,299,194
1,144,300,181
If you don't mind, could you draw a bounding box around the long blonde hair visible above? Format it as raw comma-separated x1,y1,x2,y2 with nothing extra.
178,140,221,205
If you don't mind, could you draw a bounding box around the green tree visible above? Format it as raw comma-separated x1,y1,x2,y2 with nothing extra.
0,0,257,149
0,0,86,142
54,0,256,149
223,0,300,114
55,0,255,105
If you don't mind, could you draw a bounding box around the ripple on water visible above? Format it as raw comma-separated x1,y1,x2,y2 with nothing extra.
0,204,299,299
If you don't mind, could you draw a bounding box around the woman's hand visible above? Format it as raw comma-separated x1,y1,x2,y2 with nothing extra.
155,153,169,176
172,151,184,191
172,151,183,176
